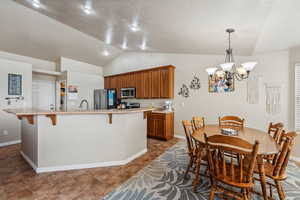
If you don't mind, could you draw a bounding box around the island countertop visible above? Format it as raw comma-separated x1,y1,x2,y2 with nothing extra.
3,107,153,116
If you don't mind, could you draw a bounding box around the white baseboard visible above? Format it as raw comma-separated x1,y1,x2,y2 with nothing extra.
174,134,185,140
22,148,147,173
290,156,300,163
20,151,37,170
0,140,21,147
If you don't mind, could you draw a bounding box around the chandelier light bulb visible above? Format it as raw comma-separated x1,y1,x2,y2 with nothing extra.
241,62,257,72
236,67,247,75
206,68,217,76
220,62,234,72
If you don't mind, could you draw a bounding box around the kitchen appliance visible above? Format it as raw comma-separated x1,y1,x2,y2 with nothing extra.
126,102,140,109
121,88,136,99
163,101,173,111
94,89,117,109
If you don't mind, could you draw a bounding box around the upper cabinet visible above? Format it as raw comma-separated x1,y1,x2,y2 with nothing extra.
104,65,175,99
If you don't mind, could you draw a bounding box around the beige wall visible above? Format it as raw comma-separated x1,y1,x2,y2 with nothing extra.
59,57,104,110
104,51,297,155
0,58,32,144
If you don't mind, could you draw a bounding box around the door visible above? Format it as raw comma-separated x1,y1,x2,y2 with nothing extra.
151,69,161,98
160,67,174,98
143,71,152,98
104,77,110,89
135,72,144,99
154,118,165,139
32,76,56,110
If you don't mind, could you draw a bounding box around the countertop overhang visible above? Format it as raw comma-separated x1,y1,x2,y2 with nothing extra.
3,108,153,116
3,108,153,125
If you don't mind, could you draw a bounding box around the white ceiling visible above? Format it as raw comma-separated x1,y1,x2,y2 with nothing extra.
0,0,122,66
2,0,300,65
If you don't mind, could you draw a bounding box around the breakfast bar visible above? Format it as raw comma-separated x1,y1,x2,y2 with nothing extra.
4,108,152,173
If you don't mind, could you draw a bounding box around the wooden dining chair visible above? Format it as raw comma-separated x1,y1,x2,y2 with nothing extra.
182,120,197,179
253,131,297,200
267,122,284,142
219,115,245,128
182,120,207,187
264,122,284,163
205,134,259,200
192,116,205,131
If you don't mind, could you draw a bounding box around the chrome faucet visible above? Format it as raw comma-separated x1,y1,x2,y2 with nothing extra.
79,99,89,110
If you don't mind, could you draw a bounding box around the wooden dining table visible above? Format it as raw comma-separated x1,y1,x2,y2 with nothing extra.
192,124,280,200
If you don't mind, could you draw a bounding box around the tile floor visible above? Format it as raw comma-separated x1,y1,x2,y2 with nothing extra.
0,138,179,200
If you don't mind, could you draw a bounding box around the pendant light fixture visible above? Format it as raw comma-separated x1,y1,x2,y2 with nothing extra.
206,29,257,81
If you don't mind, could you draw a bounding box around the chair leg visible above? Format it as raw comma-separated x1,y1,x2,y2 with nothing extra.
209,185,216,200
275,180,285,200
184,156,194,179
193,151,202,192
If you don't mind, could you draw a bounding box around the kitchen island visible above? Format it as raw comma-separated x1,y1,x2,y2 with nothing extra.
4,108,152,173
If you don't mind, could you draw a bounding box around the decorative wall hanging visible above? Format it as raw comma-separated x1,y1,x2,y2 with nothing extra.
265,84,281,115
178,84,189,98
190,76,201,90
8,74,22,95
208,72,234,93
247,76,259,104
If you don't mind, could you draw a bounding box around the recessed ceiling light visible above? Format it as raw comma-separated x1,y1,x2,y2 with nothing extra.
32,0,41,8
121,38,128,50
83,7,93,15
102,49,110,56
128,23,140,32
140,38,147,50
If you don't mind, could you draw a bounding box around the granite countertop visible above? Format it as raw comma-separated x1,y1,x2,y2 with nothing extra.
3,108,154,116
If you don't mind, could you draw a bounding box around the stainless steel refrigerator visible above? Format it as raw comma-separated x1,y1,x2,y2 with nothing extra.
94,89,117,109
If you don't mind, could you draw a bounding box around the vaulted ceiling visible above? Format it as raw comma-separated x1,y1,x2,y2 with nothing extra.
2,0,300,66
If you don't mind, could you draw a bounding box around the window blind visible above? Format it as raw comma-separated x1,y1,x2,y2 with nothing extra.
295,64,300,130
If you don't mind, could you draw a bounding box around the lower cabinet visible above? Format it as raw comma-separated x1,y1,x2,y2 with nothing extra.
147,112,174,140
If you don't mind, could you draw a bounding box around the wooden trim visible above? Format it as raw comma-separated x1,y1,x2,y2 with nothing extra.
104,65,175,78
108,113,112,124
143,111,151,119
46,114,57,126
17,115,34,125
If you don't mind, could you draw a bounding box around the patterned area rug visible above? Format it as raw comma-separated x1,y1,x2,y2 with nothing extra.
103,140,300,200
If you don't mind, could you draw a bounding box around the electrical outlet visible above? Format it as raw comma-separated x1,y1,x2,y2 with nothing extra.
2,130,8,136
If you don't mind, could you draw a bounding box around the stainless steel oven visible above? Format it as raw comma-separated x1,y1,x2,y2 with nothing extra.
121,88,136,99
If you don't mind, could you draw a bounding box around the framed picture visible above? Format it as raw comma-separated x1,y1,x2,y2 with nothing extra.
208,72,234,93
8,74,22,95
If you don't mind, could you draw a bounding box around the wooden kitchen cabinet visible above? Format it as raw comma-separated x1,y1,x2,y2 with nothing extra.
160,67,174,98
151,69,161,98
143,71,152,98
104,65,175,99
147,112,174,140
104,77,110,89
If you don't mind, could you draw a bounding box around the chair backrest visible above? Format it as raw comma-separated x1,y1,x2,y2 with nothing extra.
182,120,195,155
192,116,205,131
219,116,244,127
205,134,259,185
272,131,297,178
267,122,284,143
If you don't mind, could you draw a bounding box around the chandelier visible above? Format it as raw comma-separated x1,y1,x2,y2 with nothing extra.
206,28,257,81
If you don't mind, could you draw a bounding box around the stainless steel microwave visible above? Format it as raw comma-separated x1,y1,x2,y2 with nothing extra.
121,88,136,99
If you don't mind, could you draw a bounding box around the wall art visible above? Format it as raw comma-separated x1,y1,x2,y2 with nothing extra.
190,76,201,90
178,84,189,98
247,76,259,104
8,74,22,95
265,84,281,115
208,72,234,93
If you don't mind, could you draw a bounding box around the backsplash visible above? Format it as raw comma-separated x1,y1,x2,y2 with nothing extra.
121,98,173,109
